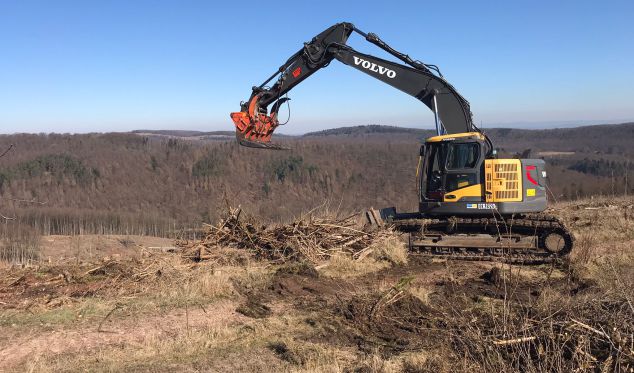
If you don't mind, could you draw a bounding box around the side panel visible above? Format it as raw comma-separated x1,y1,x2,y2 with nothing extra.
443,184,483,202
519,158,548,211
485,159,523,202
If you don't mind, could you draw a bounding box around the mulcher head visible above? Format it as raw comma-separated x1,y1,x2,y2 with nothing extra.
230,94,288,150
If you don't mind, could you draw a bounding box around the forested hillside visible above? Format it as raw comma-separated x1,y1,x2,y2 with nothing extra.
0,123,631,236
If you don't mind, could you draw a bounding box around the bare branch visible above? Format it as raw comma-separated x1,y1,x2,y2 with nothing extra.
0,212,16,221
0,197,47,205
0,144,14,158
492,336,537,346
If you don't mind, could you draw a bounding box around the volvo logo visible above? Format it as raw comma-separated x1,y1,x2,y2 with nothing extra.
353,56,396,78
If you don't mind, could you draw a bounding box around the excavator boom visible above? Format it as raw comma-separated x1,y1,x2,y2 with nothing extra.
230,22,474,147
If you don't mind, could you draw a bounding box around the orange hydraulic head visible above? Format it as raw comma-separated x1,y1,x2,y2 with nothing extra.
230,94,287,149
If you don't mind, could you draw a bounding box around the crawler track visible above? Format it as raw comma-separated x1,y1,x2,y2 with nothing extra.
393,214,574,264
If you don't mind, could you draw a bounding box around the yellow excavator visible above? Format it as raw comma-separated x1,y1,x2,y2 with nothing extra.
230,22,573,262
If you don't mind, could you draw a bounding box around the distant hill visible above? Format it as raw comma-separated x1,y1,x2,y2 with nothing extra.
303,125,428,137
134,122,634,154
303,122,634,156
132,129,234,137
132,129,294,140
484,122,634,156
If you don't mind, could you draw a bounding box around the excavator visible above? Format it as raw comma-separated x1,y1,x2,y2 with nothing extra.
230,22,573,262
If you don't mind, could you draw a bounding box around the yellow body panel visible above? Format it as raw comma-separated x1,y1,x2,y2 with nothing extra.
485,159,523,202
426,132,485,143
444,184,483,202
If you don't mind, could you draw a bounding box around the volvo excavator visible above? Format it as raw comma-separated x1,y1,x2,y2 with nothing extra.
230,22,573,262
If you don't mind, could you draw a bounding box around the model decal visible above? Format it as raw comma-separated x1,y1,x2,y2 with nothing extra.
526,165,539,185
467,203,497,210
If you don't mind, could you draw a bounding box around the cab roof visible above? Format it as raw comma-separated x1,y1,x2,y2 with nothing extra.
425,132,485,143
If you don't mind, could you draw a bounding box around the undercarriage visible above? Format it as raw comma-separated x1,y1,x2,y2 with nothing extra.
371,213,574,264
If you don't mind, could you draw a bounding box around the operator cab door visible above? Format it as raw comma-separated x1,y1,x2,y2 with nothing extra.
423,141,483,202
443,142,482,201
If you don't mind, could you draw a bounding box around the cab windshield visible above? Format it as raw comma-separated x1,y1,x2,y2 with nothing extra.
420,141,480,201
447,143,479,169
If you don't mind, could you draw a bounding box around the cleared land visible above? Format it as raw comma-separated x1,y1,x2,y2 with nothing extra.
0,197,633,372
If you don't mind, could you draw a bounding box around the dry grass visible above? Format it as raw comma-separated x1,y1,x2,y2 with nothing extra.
267,339,355,372
319,251,389,278
409,285,434,305
25,323,251,372
573,231,597,264
369,235,409,265
0,253,270,331
3,196,634,372
22,312,359,373
317,233,407,278
438,253,634,372
556,195,634,243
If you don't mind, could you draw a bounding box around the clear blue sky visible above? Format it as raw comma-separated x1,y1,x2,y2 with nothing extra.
1,0,633,134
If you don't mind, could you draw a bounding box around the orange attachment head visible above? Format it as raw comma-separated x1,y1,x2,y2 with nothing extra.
230,94,284,149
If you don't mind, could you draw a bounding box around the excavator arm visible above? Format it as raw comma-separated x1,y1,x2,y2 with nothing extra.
230,22,474,148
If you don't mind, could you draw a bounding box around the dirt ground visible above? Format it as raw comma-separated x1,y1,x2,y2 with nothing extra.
38,234,175,262
0,196,632,372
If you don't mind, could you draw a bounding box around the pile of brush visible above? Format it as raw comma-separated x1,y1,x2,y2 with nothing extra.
178,207,386,263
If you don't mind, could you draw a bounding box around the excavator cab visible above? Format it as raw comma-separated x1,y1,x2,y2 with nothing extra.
419,133,487,204
418,132,549,217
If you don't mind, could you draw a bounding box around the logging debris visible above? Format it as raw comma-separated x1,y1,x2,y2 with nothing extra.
178,207,391,263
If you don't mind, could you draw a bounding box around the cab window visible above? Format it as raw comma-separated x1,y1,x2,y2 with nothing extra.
423,143,446,199
446,143,479,170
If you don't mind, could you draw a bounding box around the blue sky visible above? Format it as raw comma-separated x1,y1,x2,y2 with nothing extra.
1,0,633,134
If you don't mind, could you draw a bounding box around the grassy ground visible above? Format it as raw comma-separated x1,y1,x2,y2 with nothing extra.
0,196,632,372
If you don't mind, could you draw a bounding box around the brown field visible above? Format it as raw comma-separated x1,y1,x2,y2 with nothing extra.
0,196,633,372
